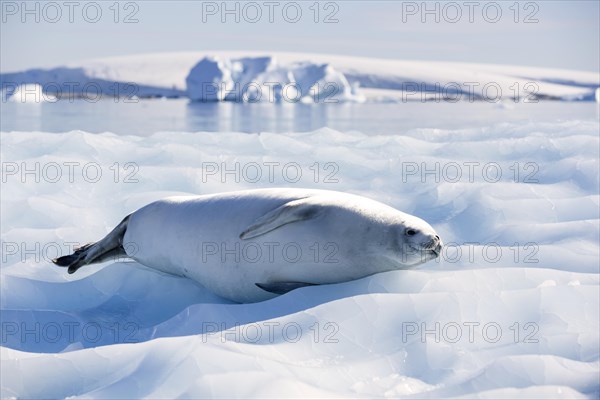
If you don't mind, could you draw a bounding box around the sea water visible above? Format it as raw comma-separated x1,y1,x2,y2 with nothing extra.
1,99,598,135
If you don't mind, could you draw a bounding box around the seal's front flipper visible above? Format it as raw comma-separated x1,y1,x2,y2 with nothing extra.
240,198,323,240
255,281,317,295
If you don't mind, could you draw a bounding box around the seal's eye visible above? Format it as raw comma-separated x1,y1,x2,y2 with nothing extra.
406,229,417,237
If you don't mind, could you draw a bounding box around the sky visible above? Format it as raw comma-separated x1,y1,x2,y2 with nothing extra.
1,0,599,73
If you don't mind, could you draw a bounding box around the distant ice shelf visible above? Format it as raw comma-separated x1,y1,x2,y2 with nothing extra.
1,51,598,102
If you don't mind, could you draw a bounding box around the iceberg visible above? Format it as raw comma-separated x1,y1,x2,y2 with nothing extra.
185,55,363,103
5,83,56,103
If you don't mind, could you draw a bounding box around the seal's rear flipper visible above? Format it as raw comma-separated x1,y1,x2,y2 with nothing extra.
53,242,95,273
53,244,127,274
256,281,317,295
53,216,130,274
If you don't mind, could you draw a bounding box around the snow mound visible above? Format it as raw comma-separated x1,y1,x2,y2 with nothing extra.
186,56,362,103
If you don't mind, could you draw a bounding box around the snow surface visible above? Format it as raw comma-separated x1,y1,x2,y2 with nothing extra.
1,119,599,398
1,51,598,102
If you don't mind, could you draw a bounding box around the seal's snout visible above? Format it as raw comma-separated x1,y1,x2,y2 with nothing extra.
422,234,442,257
434,234,443,249
422,234,441,249
432,241,442,257
433,234,443,257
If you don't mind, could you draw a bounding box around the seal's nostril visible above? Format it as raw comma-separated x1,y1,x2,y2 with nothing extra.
435,235,440,241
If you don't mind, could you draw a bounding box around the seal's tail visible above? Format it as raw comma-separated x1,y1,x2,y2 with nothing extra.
53,216,130,274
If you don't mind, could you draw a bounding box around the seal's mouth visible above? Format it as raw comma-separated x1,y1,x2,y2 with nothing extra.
410,242,442,258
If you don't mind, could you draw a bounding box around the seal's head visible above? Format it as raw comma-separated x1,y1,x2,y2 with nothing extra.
395,216,442,266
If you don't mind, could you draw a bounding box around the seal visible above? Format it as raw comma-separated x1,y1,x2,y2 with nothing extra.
53,188,442,303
